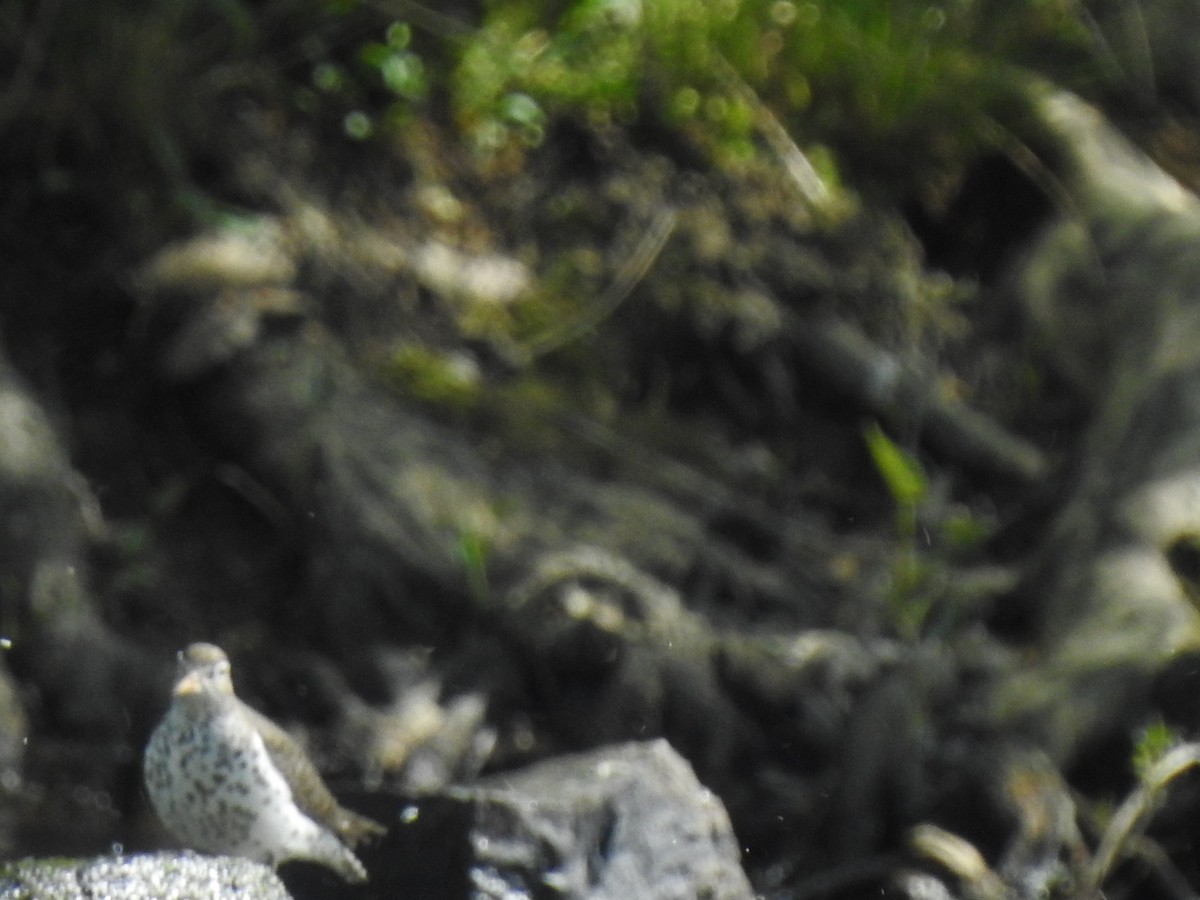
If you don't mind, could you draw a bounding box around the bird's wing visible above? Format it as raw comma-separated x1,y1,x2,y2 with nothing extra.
242,703,385,843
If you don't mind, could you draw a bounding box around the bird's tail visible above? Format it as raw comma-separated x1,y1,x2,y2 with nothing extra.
309,830,372,883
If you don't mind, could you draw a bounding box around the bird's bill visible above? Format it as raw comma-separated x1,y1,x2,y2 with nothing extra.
173,672,204,695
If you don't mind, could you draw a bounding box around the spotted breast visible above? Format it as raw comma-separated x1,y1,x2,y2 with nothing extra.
144,643,385,882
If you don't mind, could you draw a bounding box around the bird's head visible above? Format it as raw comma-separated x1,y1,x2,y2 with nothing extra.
173,642,235,697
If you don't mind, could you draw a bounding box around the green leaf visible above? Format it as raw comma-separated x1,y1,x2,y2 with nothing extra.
457,529,491,603
1133,720,1180,780
381,52,427,98
386,21,412,49
864,422,928,508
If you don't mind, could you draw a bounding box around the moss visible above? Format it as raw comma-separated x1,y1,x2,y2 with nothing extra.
387,345,487,411
384,340,612,457
450,0,1095,192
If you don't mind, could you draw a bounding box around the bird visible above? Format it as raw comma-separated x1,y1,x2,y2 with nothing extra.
143,642,386,882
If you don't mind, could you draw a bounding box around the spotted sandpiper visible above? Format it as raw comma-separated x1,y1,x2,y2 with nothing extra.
144,643,385,882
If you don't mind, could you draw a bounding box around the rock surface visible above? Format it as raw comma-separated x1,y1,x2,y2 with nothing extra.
405,739,752,900
304,740,753,900
0,852,293,900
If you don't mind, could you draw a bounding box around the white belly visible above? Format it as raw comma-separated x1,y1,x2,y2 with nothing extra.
144,705,323,866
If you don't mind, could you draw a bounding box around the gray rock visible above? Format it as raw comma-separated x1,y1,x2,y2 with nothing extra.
452,739,753,900
330,740,753,900
0,852,293,900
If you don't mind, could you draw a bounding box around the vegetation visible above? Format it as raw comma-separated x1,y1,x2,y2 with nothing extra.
1,0,1102,233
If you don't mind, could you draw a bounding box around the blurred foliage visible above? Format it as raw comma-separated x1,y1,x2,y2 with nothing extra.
1,0,1101,229
450,0,1096,181
864,421,929,520
862,422,996,638
389,345,486,411
456,527,493,604
864,422,935,639
1132,718,1181,780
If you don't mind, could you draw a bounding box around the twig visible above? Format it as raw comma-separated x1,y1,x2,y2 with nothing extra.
520,207,677,363
1081,742,1200,897
910,823,1008,900
712,53,837,218
788,315,1050,484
